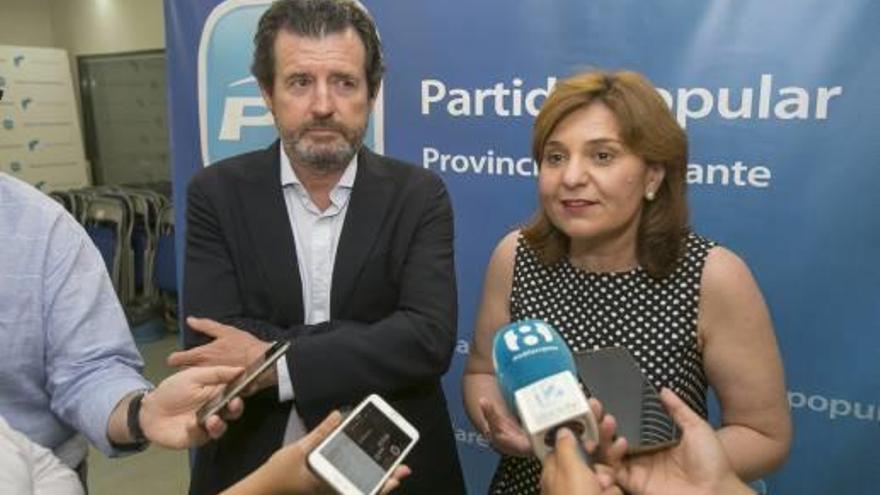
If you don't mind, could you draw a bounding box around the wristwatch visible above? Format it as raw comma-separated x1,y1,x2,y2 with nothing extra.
126,390,151,447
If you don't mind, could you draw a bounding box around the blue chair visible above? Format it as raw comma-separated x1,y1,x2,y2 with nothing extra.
82,196,127,293
154,204,178,333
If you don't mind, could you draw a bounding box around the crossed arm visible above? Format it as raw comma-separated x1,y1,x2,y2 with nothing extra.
173,172,458,416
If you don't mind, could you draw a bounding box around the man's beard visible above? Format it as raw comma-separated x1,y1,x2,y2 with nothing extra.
282,117,365,173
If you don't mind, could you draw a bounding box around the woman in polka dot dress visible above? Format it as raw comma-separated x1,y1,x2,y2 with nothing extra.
462,70,791,494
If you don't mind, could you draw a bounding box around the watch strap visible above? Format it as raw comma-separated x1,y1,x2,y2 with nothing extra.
127,390,149,445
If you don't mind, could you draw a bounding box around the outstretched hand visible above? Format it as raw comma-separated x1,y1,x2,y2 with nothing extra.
168,317,275,393
222,411,410,495
614,388,749,495
540,398,628,495
587,397,628,494
541,427,603,495
140,365,244,448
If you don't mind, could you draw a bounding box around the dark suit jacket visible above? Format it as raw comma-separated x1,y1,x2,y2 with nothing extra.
183,142,465,494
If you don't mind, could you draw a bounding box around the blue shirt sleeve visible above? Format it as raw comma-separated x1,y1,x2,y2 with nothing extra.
42,213,153,457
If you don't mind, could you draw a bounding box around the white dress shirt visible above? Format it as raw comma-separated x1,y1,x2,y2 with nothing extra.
275,149,357,442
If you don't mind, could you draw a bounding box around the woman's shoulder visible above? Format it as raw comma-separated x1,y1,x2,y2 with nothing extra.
478,230,522,310
677,232,758,297
699,240,759,301
685,231,718,253
695,238,774,358
488,229,522,271
685,230,745,274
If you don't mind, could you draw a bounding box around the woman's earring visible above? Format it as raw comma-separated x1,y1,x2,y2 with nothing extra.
645,190,656,201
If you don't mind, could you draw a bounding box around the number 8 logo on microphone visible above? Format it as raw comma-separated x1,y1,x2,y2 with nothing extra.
503,320,555,352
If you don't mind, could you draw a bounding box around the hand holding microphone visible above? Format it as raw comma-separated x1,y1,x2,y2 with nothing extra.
478,396,533,457
491,319,600,461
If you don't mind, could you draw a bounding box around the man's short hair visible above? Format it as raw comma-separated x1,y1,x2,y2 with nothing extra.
251,0,384,99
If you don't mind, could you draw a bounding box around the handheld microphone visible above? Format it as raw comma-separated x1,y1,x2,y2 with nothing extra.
492,319,598,461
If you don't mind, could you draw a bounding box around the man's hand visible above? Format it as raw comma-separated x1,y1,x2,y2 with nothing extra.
614,388,752,495
168,317,275,392
221,411,411,495
587,398,628,494
541,427,603,495
540,398,628,495
138,366,244,449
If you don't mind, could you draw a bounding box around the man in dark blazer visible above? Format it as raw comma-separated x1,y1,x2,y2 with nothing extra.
169,1,465,494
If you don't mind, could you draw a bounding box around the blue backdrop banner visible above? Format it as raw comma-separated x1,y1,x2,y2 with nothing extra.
165,1,880,493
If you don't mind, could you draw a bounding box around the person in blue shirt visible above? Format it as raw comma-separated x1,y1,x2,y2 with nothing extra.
0,172,241,486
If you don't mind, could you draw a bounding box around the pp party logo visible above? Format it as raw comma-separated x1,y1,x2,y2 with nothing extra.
198,0,383,167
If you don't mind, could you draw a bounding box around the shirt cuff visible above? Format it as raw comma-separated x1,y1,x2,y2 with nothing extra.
89,376,154,457
277,356,294,402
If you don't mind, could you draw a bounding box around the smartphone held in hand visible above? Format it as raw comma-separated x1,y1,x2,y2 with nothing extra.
196,340,291,425
308,394,419,495
574,346,681,455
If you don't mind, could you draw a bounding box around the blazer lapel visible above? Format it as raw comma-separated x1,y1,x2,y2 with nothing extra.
238,141,305,324
331,148,394,316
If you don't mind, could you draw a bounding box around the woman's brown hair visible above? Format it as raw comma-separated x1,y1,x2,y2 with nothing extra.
522,70,689,278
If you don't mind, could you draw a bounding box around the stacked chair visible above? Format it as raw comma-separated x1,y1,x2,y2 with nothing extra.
154,203,178,332
83,195,128,294
49,183,177,343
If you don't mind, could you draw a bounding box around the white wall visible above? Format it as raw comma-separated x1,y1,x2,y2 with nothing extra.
0,0,165,113
0,0,166,185
0,0,55,47
0,0,164,53
46,0,166,138
49,0,165,57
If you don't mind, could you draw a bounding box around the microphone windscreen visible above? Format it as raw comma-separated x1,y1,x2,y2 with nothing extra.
492,319,578,413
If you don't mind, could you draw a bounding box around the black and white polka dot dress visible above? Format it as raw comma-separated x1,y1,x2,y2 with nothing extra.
488,232,715,494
